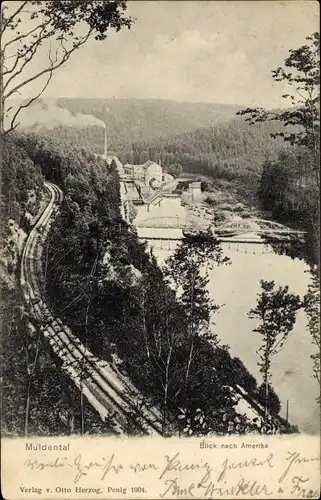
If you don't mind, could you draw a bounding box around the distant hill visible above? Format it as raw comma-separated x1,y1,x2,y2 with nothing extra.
58,97,244,139
15,97,243,148
13,97,286,183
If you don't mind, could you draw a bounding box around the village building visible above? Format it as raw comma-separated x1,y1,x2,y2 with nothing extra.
123,160,163,186
188,181,202,202
162,172,174,183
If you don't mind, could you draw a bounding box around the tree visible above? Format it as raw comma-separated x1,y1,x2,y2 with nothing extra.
79,255,99,436
139,273,188,436
248,280,302,419
167,163,183,178
237,32,320,187
257,383,281,416
165,230,230,409
239,33,320,265
256,150,319,265
0,1,132,133
259,158,288,214
303,266,320,403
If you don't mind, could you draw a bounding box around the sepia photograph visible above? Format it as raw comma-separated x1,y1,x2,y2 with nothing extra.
0,0,320,498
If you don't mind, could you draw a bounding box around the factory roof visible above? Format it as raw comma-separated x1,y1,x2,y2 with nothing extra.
124,160,160,170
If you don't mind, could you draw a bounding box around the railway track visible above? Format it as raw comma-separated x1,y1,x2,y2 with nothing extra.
21,181,162,436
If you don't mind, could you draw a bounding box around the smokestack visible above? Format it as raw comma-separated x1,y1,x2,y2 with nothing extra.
104,125,107,157
104,107,110,158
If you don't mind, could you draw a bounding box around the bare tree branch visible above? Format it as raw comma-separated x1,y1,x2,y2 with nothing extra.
3,23,42,51
1,1,133,134
3,22,53,78
4,28,92,101
1,1,29,34
4,64,53,134
3,34,41,88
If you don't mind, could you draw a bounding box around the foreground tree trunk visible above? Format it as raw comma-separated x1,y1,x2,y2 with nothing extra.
24,380,31,437
0,6,4,134
162,346,173,436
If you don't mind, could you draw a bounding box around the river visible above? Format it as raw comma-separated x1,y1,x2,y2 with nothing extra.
134,197,320,434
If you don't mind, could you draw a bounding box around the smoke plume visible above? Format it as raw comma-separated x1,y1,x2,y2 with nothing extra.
10,99,106,130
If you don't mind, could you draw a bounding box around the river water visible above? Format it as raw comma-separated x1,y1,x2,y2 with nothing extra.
134,197,319,434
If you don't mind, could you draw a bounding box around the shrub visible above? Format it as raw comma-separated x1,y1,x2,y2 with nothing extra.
234,203,245,212
214,211,233,223
217,203,234,212
205,194,217,206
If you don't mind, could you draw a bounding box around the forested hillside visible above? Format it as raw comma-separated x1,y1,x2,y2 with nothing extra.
17,97,242,148
0,137,44,241
119,119,285,181
1,132,292,436
19,99,286,183
59,97,243,139
1,134,113,436
247,32,320,266
258,148,319,264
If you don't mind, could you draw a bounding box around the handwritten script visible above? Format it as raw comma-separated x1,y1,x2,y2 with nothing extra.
23,449,320,498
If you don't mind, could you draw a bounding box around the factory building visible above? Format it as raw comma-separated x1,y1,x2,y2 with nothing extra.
123,160,163,187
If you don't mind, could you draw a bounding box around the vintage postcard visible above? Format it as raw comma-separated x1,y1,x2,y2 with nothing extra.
1,0,320,498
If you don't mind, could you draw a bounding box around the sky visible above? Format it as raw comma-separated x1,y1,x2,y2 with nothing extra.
4,0,320,108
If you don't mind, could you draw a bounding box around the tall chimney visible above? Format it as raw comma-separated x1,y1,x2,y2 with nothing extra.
104,126,107,157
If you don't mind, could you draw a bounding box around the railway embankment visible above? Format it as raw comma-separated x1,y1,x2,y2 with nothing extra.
20,182,162,436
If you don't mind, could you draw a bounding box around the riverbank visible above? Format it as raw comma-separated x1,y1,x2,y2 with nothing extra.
179,173,261,211
134,197,320,435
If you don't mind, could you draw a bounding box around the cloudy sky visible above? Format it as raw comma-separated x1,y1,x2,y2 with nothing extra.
6,1,320,108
